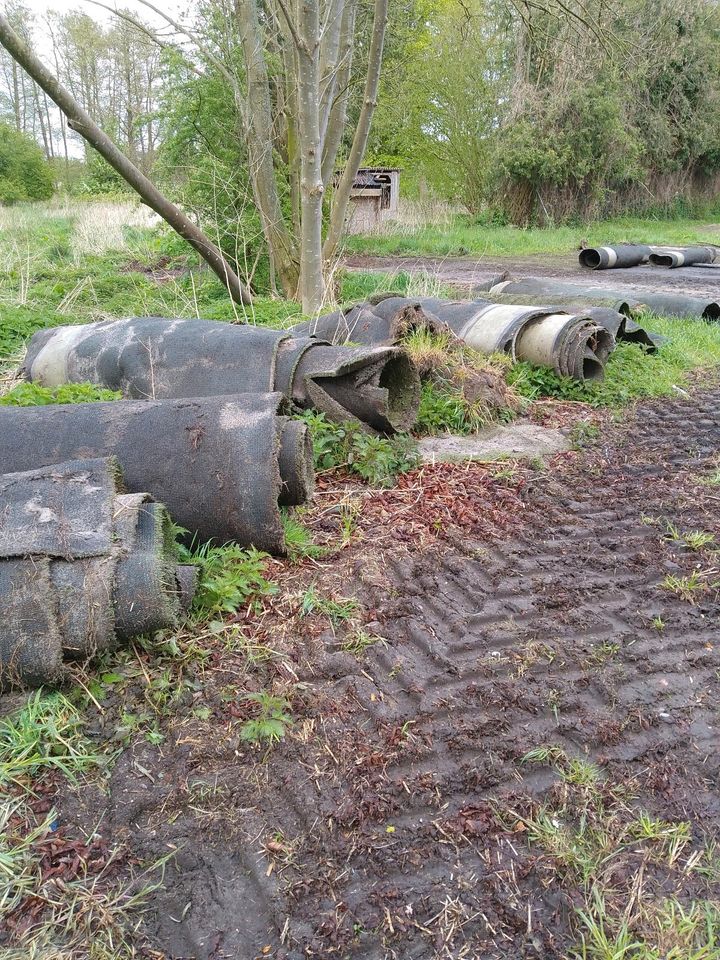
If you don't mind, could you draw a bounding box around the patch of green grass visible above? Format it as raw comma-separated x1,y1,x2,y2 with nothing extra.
0,691,104,788
0,801,57,914
574,894,720,960
522,746,601,790
571,420,602,448
0,201,307,345
401,328,517,434
700,464,720,487
298,411,419,486
339,268,453,304
342,629,384,657
1,840,167,959
660,570,710,602
240,692,293,744
281,511,327,563
343,214,717,259
664,522,716,551
509,316,720,407
300,585,359,623
664,520,716,551
416,380,492,434
514,741,720,960
178,542,277,616
0,381,122,406
587,641,620,665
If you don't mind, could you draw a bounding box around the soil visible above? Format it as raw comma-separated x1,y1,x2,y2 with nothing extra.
345,253,720,299
4,388,720,959
122,255,188,283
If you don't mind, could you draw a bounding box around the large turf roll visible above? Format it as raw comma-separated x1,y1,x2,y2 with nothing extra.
0,458,196,690
23,317,421,434
24,316,285,397
489,278,720,320
648,246,716,268
289,344,420,432
417,298,614,381
579,244,652,269
0,394,313,553
0,559,63,688
482,293,662,350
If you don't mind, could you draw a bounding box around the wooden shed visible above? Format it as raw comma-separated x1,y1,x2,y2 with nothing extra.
345,167,400,234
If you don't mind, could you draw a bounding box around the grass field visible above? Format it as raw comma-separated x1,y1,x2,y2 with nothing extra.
2,200,720,958
345,206,720,258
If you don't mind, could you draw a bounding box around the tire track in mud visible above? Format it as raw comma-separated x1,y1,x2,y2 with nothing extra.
277,389,720,958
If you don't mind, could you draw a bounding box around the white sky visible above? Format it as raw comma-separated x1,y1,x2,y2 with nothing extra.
9,0,195,156
21,0,192,27
17,0,195,55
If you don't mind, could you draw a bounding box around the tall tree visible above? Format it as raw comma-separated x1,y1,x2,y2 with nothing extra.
117,0,390,312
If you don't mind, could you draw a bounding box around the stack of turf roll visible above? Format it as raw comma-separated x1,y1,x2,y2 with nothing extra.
0,393,314,555
579,243,717,270
487,278,720,320
296,295,616,382
0,457,196,689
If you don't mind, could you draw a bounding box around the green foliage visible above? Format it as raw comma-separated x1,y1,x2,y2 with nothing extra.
298,411,419,486
369,0,720,223
0,691,103,787
300,585,359,623
0,382,121,406
240,692,293,744
178,542,277,616
281,511,327,562
78,146,129,197
0,123,54,204
156,53,272,292
0,306,73,361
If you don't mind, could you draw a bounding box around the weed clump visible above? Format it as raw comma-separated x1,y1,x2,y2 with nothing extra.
402,328,519,434
298,411,419,486
240,692,293,744
0,381,122,406
178,542,277,616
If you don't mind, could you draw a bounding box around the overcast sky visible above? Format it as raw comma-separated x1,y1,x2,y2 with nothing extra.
9,0,195,157
19,0,194,46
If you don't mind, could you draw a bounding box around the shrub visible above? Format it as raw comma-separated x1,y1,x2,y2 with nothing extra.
0,123,53,203
298,411,419,486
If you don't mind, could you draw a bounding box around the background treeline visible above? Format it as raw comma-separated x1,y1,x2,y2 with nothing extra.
2,0,720,226
370,0,720,223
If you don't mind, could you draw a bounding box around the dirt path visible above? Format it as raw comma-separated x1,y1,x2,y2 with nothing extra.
22,389,720,959
345,253,720,299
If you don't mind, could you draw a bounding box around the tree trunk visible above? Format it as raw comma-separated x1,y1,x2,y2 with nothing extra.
321,0,357,187
323,0,388,261
235,0,300,299
295,0,325,313
0,11,252,307
11,59,20,131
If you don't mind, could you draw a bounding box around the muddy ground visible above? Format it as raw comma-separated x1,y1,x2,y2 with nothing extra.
6,387,718,959
345,252,720,300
